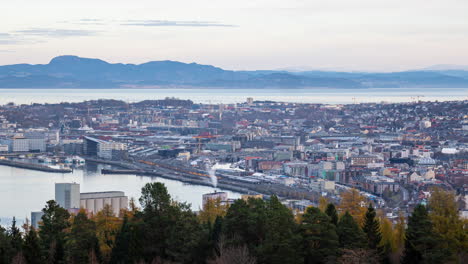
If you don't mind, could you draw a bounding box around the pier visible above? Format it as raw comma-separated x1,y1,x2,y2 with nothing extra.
0,159,72,173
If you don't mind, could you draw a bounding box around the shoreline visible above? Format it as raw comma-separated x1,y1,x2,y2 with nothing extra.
0,159,73,173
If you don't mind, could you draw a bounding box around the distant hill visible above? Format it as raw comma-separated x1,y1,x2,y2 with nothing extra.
1,55,468,88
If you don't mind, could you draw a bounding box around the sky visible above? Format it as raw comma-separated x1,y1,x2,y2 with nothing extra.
1,0,468,71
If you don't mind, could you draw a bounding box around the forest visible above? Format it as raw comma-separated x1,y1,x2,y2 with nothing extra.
0,183,466,264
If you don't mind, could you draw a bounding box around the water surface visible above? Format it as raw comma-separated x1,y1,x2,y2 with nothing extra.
0,162,241,224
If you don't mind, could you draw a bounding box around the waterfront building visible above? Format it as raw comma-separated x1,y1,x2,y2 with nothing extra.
11,136,29,152
80,191,128,216
83,136,127,160
202,191,228,206
24,132,46,152
0,144,8,152
55,182,80,209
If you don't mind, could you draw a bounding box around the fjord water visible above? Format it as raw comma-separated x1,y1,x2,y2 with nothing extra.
0,88,466,105
0,162,241,224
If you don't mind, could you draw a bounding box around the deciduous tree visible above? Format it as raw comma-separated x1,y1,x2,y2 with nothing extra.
338,189,367,225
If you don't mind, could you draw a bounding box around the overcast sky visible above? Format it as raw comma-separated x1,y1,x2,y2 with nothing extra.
1,0,467,71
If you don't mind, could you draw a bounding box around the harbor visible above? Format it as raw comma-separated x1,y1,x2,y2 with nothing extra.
0,159,73,173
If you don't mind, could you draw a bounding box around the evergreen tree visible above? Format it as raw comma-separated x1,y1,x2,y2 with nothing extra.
139,182,203,263
325,203,338,226
257,196,302,264
23,228,42,264
223,197,267,253
0,224,14,264
8,217,23,256
301,207,339,263
402,204,450,264
363,204,382,250
65,210,101,264
109,214,143,264
337,211,367,249
38,200,70,264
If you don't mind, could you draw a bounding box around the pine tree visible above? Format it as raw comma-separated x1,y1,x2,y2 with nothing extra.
38,200,70,264
301,207,339,263
362,204,382,250
8,217,23,256
65,210,101,264
337,211,367,249
0,224,14,264
223,197,267,253
325,203,338,226
23,228,42,264
138,182,203,263
402,204,450,264
109,214,142,264
257,196,302,264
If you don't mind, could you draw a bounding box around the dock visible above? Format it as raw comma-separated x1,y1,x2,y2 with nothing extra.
0,159,73,173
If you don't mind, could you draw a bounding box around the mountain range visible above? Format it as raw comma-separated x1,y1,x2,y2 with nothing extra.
1,55,468,89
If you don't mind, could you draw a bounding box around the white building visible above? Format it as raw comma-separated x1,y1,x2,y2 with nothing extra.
98,141,127,159
80,191,128,216
202,191,228,206
12,136,29,152
55,183,81,209
25,132,46,152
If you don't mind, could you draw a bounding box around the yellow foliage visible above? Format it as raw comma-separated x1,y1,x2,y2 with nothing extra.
318,196,329,212
198,197,228,224
338,188,367,225
428,187,468,260
92,204,122,262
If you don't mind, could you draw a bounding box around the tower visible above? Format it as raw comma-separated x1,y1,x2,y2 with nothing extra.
55,183,80,209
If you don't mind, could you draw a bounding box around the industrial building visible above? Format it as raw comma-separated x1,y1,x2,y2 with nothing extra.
55,182,81,209
202,191,228,206
80,191,128,216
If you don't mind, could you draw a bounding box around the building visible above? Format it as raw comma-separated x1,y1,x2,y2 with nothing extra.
80,191,128,216
202,191,228,206
24,132,46,152
310,179,336,193
351,155,381,167
11,136,29,152
241,194,263,201
55,183,81,209
31,211,44,229
83,136,127,160
0,144,8,152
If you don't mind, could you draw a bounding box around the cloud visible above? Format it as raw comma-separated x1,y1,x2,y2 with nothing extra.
60,19,106,26
120,20,237,27
0,33,22,44
14,28,99,38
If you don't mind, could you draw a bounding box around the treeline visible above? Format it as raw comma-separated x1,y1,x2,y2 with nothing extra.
0,185,466,264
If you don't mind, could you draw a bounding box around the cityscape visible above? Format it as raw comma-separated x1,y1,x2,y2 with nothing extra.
0,97,466,263
1,0,468,263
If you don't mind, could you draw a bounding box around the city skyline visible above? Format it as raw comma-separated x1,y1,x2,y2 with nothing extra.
1,0,468,71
